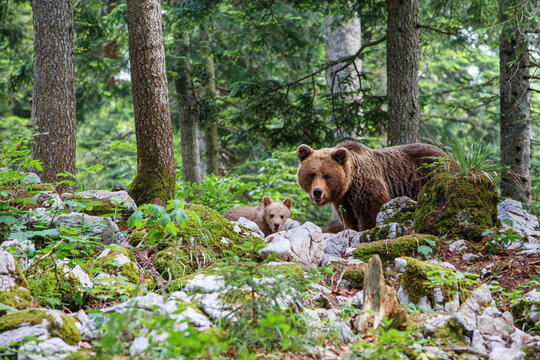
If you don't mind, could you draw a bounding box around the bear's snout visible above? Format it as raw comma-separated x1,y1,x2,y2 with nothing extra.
273,223,280,230
313,188,323,198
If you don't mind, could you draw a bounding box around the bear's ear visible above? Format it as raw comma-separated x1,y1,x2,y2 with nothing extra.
297,144,314,161
332,148,349,165
262,196,272,207
282,198,292,209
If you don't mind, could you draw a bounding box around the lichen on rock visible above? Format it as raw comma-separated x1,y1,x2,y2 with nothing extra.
94,245,140,283
414,172,499,241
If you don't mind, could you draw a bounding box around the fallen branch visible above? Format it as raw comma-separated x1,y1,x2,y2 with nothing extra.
23,239,65,273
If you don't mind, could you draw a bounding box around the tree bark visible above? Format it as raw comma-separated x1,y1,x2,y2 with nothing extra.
126,0,176,206
202,38,221,176
325,15,361,98
31,0,76,194
173,28,202,185
499,0,531,204
386,0,419,146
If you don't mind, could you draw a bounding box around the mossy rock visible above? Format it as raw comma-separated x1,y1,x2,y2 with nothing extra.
0,308,81,345
93,245,139,283
352,234,441,263
414,172,499,241
511,296,540,333
0,287,33,314
30,265,91,311
62,194,121,217
164,261,304,293
432,316,469,345
341,264,366,289
398,257,458,305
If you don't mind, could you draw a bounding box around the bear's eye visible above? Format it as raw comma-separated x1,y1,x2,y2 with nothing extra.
280,215,284,219
323,174,331,180
309,173,316,179
270,214,274,219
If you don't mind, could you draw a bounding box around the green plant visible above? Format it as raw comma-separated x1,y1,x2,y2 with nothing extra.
216,257,314,354
0,131,42,189
481,219,522,254
417,237,437,259
425,269,479,297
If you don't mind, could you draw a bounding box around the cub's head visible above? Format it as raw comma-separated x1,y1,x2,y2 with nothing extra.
296,144,352,206
262,196,293,233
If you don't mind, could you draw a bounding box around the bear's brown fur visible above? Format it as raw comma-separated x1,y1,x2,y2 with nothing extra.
296,141,445,231
223,196,293,237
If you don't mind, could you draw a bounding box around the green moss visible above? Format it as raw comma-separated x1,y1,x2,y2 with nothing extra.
62,194,120,216
432,316,469,345
511,298,540,333
265,262,304,277
14,261,30,289
129,229,147,246
0,287,33,313
342,265,366,288
358,224,391,242
414,173,499,241
128,166,175,207
352,234,441,263
155,246,194,280
0,309,80,345
93,245,139,283
399,257,455,304
31,268,89,311
28,183,57,193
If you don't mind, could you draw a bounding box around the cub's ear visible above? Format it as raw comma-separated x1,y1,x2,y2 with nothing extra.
297,144,314,161
262,196,272,207
282,198,293,209
332,148,349,165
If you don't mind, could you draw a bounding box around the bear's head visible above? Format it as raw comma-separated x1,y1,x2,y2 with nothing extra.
296,144,352,206
262,196,293,233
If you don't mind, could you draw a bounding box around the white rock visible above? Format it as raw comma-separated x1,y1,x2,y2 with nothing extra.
449,239,467,252
53,213,121,244
56,260,93,288
67,190,137,213
129,336,150,357
478,307,515,341
394,258,407,273
235,217,264,238
488,347,524,360
185,274,225,293
18,337,79,360
282,218,300,231
351,291,364,308
0,251,16,274
462,253,480,262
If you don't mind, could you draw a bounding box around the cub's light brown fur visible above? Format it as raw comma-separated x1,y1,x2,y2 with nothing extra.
296,141,445,231
223,196,293,236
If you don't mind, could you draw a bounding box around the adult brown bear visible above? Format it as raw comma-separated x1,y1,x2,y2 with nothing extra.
296,141,445,231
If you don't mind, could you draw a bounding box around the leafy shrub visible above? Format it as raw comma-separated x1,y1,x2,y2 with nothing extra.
481,219,522,254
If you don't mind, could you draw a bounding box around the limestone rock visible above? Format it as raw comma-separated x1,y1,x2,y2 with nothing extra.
62,189,137,217
259,222,324,268
53,213,122,244
375,196,416,227
350,255,406,332
498,199,540,239
0,251,33,312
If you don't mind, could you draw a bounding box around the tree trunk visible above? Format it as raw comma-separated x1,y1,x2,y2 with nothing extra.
126,0,176,206
173,27,202,185
31,0,76,194
499,0,531,204
325,15,361,98
202,38,221,176
386,0,419,146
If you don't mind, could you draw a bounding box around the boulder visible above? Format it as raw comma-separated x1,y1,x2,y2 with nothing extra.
259,222,324,269
0,251,33,313
415,172,499,241
497,199,540,239
54,212,122,244
62,190,137,217
510,289,540,332
352,234,440,263
375,196,416,227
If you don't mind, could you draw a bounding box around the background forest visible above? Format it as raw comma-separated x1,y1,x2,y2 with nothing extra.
0,0,539,224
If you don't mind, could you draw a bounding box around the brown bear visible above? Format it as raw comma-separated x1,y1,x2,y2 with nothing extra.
223,196,293,237
296,141,445,231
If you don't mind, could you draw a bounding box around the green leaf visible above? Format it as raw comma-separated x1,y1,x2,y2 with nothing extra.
127,211,143,229
0,215,18,225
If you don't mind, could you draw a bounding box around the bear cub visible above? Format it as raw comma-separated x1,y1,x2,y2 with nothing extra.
224,196,293,237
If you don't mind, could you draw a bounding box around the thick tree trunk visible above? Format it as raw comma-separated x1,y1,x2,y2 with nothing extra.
31,0,76,194
325,15,361,98
173,28,202,185
203,43,221,176
126,0,176,206
499,0,531,204
386,0,419,146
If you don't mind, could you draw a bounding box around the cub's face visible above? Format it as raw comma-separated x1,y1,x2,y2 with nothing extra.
262,196,292,233
296,144,350,206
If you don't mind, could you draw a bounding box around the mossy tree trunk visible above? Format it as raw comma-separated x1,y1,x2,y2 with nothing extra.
31,0,76,194
386,0,419,146
499,0,531,204
126,0,176,206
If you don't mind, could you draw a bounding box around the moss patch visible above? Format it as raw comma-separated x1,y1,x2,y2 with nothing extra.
0,287,33,313
62,194,121,217
432,316,469,345
129,166,175,206
342,265,366,289
0,309,80,345
414,173,499,241
93,245,139,283
352,234,440,263
30,268,90,311
398,257,457,304
511,298,540,333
